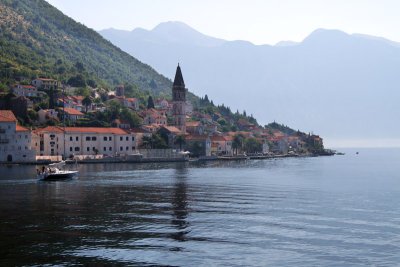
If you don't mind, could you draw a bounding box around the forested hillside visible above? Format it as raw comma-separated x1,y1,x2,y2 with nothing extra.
0,0,172,95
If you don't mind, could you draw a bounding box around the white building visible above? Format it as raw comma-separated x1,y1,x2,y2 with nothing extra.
38,109,59,123
11,84,38,97
34,126,141,157
31,78,58,89
0,110,36,162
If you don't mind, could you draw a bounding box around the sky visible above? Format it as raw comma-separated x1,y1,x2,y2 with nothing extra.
45,0,400,45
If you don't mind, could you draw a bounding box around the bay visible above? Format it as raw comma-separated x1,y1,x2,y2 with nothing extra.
0,148,399,266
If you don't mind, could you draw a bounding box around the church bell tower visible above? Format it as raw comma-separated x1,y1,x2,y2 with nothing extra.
172,64,186,134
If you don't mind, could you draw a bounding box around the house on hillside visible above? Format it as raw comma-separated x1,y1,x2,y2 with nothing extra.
31,78,58,90
38,109,59,123
186,121,204,135
111,119,130,129
11,84,38,97
61,108,84,121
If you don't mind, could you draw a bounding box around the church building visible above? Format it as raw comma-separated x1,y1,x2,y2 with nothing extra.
172,64,186,134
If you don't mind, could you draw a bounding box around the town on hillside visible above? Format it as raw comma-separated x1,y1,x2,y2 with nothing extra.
0,65,325,163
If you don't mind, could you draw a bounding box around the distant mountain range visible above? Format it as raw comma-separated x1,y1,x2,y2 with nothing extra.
99,22,400,146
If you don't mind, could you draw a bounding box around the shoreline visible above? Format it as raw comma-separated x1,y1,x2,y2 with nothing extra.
0,151,334,166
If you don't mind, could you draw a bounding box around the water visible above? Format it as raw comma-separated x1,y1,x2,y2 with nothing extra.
0,148,399,266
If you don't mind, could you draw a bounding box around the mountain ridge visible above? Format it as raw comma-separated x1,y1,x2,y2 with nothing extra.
99,22,400,144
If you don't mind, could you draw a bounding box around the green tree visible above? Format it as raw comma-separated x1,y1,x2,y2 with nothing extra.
147,95,155,109
244,137,262,154
189,141,202,158
174,134,186,151
68,74,86,87
82,96,92,113
140,135,152,149
232,134,245,155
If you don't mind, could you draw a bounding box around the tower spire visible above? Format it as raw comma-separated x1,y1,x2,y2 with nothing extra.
173,64,185,88
172,63,186,134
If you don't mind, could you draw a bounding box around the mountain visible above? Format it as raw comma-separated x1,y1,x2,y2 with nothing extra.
0,0,172,96
100,23,400,146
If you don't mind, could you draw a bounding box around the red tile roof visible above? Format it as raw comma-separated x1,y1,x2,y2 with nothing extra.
0,110,17,122
61,108,84,115
16,125,29,132
186,121,201,127
186,135,209,140
37,126,128,134
37,78,57,81
211,136,226,142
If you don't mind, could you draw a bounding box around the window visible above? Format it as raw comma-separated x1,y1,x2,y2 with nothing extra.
109,147,112,151
132,136,135,141
70,136,73,141
126,146,129,151
92,147,95,151
76,136,79,141
86,136,91,141
132,146,135,150
120,136,123,141
103,147,106,151
92,137,96,141
120,146,123,151
109,137,112,141
70,147,72,152
25,135,27,139
75,147,80,151
87,147,90,151
104,136,107,141
126,137,129,141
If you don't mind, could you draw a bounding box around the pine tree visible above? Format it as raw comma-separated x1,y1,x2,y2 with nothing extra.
147,95,154,109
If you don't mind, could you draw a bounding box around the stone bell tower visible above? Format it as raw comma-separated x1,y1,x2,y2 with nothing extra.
172,64,186,134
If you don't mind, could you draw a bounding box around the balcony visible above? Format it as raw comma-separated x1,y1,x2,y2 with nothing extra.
0,139,9,144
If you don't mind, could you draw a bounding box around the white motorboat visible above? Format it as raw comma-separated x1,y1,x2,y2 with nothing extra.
37,161,78,180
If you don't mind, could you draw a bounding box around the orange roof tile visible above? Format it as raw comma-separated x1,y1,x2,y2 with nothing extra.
186,121,201,127
0,110,17,122
211,136,226,142
61,108,84,115
186,135,209,140
16,125,29,132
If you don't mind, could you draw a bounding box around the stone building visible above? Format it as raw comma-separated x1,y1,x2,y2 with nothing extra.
172,64,186,134
0,110,36,162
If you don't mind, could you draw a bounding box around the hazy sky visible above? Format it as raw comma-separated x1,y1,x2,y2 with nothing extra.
45,0,399,45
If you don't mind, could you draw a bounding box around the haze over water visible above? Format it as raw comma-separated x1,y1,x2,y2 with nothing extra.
1,148,400,266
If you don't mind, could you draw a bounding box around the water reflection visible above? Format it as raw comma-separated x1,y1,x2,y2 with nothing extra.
171,165,189,242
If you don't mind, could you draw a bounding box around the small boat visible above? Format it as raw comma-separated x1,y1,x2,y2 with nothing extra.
336,152,345,155
37,161,78,180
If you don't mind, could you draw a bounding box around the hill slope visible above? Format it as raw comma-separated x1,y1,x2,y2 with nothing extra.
0,0,172,95
100,23,400,145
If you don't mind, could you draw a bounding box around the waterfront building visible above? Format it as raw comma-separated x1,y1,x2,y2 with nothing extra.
185,135,211,157
34,126,140,157
211,135,233,156
0,110,36,162
172,64,186,134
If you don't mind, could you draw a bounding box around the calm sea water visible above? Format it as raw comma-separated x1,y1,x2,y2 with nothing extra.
0,148,399,266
